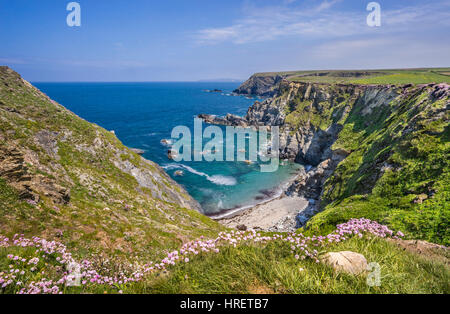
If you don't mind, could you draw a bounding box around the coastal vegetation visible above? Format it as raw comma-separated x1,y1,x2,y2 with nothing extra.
0,66,223,262
1,218,448,294
0,66,448,294
231,75,449,247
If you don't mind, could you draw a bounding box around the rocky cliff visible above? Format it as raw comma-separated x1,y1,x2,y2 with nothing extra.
233,74,284,97
0,66,222,259
201,78,450,244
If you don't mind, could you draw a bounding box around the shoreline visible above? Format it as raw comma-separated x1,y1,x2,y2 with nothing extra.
217,194,309,232
209,169,310,232
207,168,303,220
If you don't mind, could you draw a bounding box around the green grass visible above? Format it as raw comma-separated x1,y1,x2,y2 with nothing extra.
249,68,450,85
304,86,450,245
1,232,448,294
352,72,450,85
78,237,450,294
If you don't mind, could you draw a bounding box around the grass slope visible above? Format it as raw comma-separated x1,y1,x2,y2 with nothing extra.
147,237,448,294
1,222,448,294
0,66,223,261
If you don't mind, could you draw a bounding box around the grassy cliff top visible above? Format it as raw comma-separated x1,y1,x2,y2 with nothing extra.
251,68,450,85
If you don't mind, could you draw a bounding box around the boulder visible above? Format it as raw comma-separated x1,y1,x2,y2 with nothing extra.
321,251,368,275
236,224,247,231
197,113,249,127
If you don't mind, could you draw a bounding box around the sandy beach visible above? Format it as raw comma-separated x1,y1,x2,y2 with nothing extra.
217,195,308,232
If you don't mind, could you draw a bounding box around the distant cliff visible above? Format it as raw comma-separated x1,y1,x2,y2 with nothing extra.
233,74,285,96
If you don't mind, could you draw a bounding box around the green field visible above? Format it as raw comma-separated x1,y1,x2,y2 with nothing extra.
255,68,450,85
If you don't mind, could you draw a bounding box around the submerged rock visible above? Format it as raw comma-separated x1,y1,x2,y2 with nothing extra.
167,150,178,160
174,170,184,177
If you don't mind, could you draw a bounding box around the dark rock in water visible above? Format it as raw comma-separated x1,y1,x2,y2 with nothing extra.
160,139,172,146
0,146,70,205
130,148,145,155
296,214,309,227
167,150,178,160
258,189,276,198
174,170,184,177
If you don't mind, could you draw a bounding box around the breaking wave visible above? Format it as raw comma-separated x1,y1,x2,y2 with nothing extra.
163,164,237,186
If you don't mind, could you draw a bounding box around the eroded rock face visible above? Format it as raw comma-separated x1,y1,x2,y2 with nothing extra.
203,80,449,231
321,251,368,275
0,146,70,204
198,113,249,127
35,130,59,158
202,81,399,167
288,148,350,201
0,147,34,200
113,154,201,212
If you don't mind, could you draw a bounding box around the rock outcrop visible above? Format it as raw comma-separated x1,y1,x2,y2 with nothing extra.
198,113,249,127
233,74,284,97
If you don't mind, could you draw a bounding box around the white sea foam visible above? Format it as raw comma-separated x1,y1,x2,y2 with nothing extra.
163,164,237,186
208,175,237,186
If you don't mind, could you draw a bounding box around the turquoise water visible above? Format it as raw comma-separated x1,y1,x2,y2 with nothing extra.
34,82,302,216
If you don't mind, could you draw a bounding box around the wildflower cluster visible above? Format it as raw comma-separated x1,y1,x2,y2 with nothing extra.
0,218,403,294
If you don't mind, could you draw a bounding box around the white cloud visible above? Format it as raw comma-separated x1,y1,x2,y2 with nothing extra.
194,1,450,45
308,36,450,69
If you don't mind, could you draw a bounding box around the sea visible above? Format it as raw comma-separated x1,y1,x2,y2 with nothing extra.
34,82,302,217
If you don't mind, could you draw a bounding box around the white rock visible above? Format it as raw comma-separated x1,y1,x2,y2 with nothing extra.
321,251,368,275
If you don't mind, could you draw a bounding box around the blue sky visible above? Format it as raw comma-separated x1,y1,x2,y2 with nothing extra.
0,0,449,81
